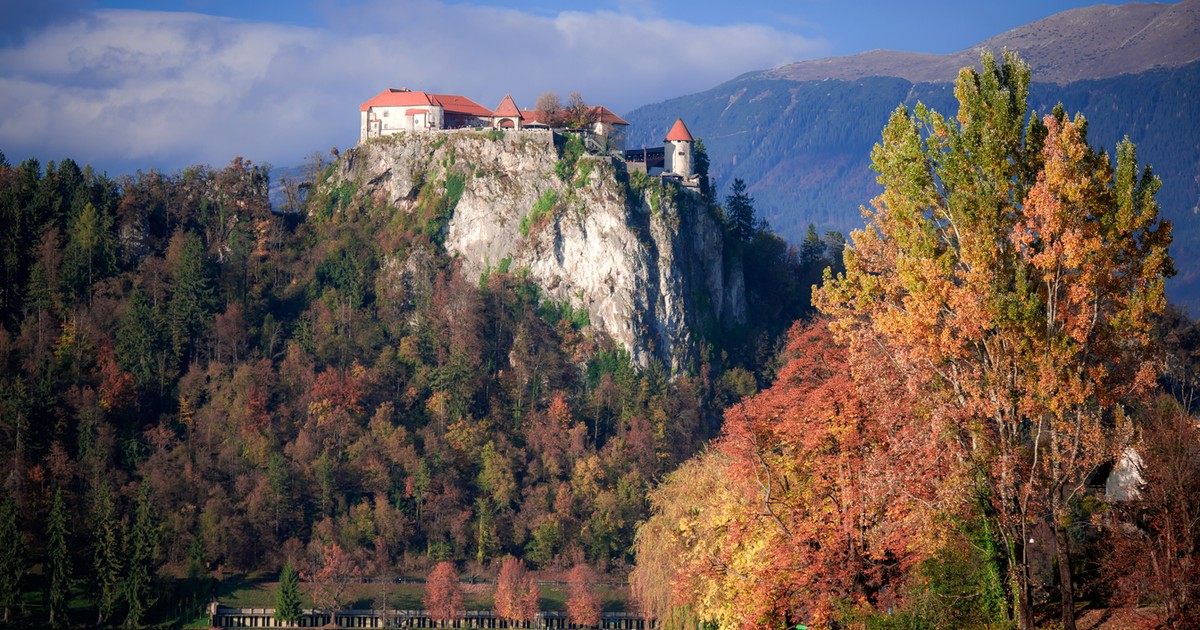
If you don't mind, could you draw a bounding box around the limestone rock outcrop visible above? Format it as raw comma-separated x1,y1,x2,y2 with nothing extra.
325,129,745,372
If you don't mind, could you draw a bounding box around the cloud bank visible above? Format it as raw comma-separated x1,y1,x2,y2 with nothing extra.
0,1,825,173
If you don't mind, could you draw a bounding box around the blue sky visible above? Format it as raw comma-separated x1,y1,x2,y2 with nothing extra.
0,0,1167,173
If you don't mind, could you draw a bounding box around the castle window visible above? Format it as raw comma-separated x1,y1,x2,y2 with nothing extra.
383,110,389,117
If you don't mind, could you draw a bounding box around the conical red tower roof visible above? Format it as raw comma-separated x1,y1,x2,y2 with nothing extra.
665,118,694,142
494,94,521,117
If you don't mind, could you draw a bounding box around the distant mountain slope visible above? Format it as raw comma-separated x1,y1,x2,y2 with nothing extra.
766,0,1200,84
624,0,1200,313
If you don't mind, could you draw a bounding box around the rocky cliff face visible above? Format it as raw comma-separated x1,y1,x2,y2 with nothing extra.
326,129,745,372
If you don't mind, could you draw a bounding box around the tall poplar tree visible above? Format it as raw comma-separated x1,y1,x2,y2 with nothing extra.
46,487,71,628
815,51,1172,630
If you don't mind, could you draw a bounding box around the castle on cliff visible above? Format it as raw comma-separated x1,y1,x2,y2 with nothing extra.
357,88,699,186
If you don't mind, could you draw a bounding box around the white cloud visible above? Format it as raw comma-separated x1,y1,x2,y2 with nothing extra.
0,2,826,173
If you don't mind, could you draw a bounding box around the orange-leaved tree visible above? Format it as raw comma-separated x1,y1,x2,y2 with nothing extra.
815,50,1171,630
565,563,601,627
714,321,941,626
632,321,943,628
493,555,539,622
423,561,463,622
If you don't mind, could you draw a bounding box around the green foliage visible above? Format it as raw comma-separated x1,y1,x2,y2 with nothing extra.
854,518,1008,629
274,562,302,624
573,158,595,189
586,347,633,388
485,128,506,142
519,189,559,237
538,299,590,331
0,495,22,625
125,483,160,629
724,178,756,243
167,229,215,364
91,480,123,625
415,172,465,247
46,487,71,628
627,169,651,194
555,135,586,181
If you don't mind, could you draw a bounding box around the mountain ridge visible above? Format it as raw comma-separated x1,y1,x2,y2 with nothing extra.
764,0,1200,84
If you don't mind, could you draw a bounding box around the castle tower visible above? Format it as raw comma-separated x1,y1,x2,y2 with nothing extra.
493,94,522,129
664,118,694,180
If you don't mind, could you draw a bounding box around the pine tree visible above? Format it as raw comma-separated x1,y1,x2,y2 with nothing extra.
46,487,71,628
166,229,214,364
724,178,757,243
274,561,302,626
124,483,160,629
0,495,24,625
91,480,122,625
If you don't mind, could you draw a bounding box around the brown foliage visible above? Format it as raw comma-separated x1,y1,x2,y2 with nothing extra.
1103,398,1200,626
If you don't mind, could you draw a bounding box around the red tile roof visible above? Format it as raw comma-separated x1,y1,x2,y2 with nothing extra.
360,88,433,111
590,105,629,126
360,89,493,118
665,118,694,142
430,94,493,117
494,94,522,117
520,109,549,125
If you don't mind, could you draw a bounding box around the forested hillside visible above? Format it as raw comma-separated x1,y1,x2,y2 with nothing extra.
0,136,835,626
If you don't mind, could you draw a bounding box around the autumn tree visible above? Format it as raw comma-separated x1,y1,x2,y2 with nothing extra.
814,51,1172,630
423,561,462,622
631,450,750,629
565,563,601,627
493,556,539,622
563,92,596,130
304,542,361,613
535,92,564,127
633,322,939,627
1104,397,1200,625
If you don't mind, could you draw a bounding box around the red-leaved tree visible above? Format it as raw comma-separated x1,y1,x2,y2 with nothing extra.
302,542,361,613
